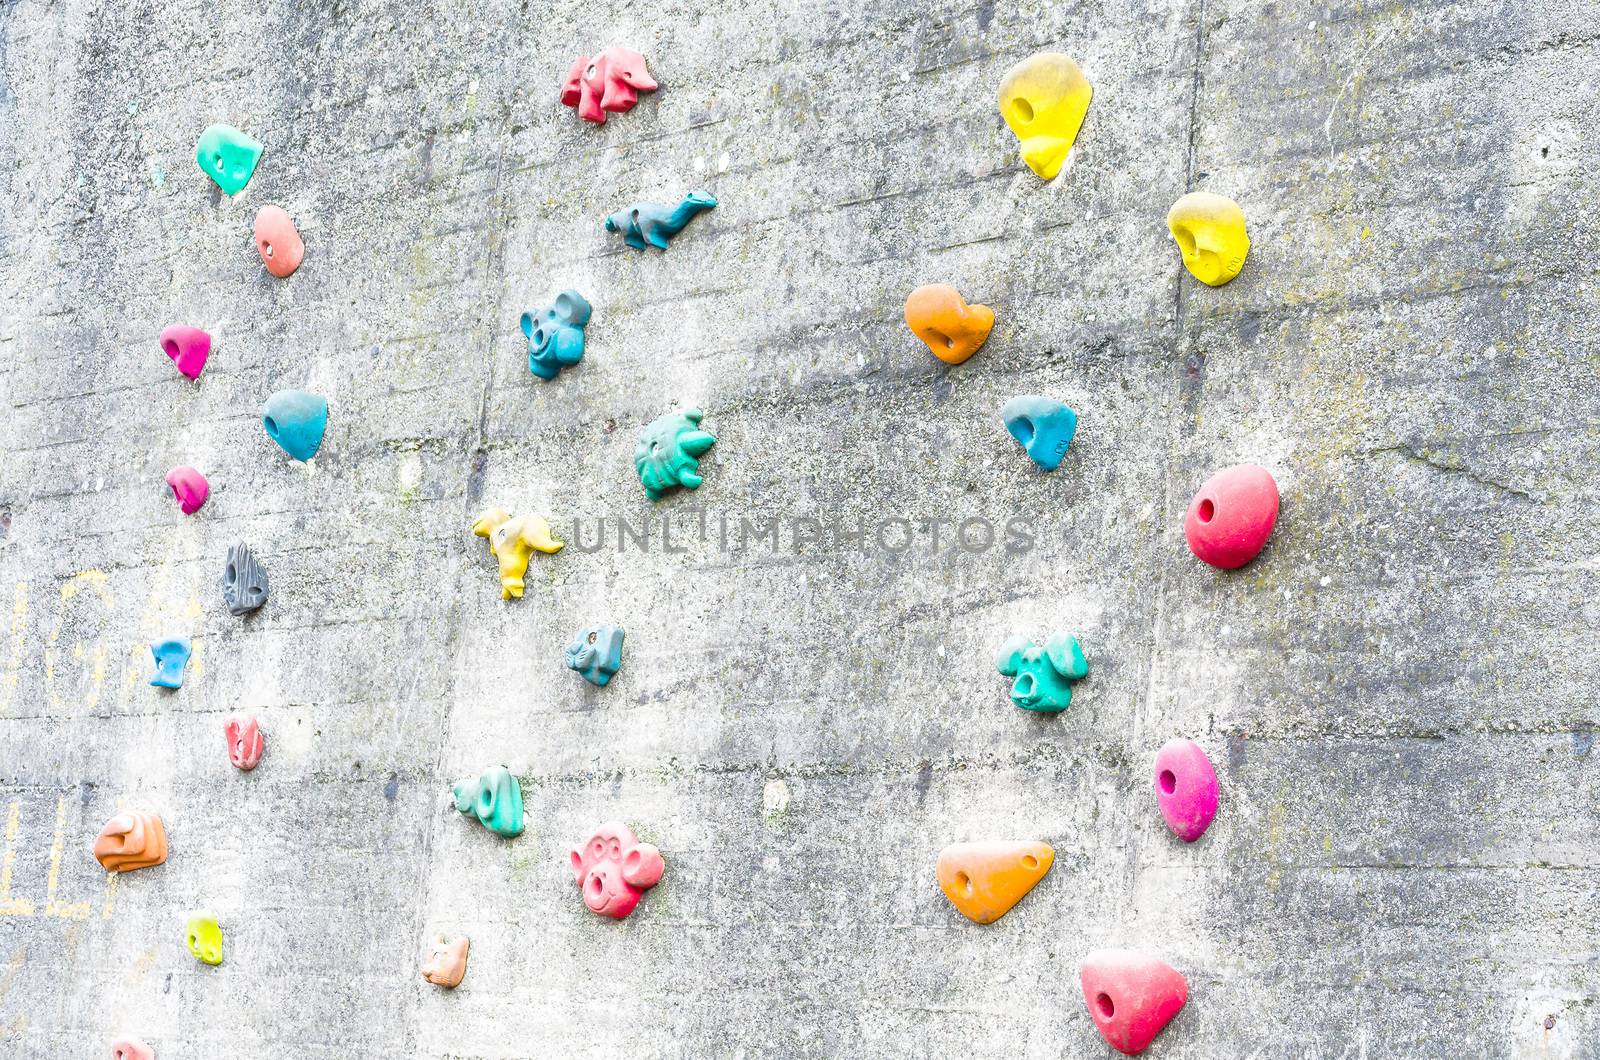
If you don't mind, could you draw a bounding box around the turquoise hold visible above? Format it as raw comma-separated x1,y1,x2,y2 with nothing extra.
996,632,1087,712
1001,395,1078,471
605,191,717,251
634,408,716,500
149,638,192,689
453,766,524,838
262,390,328,461
195,124,263,196
566,625,625,686
522,290,591,381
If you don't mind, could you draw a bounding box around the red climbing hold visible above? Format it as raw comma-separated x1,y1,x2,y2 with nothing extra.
1183,463,1279,569
159,325,210,381
1080,948,1188,1054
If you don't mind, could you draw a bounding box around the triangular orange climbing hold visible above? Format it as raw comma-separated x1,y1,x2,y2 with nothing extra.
935,840,1054,924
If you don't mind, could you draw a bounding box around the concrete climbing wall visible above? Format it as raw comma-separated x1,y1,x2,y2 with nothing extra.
1,0,1597,1055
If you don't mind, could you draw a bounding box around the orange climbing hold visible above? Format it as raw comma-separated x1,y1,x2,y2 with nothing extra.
93,811,168,873
904,285,995,365
936,840,1054,924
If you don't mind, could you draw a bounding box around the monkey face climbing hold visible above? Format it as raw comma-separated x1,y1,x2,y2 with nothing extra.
1154,739,1218,843
261,389,327,461
1184,464,1279,569
453,766,524,838
634,407,716,500
566,625,625,687
1000,396,1078,471
159,325,210,380
996,632,1087,712
605,191,717,251
1080,949,1188,1055
471,509,564,600
1167,191,1249,286
570,821,663,919
422,934,469,988
253,205,304,278
194,124,262,196
149,638,192,690
904,285,994,365
561,47,658,124
223,542,269,616
998,53,1093,180
521,290,591,381
185,911,223,966
110,1038,154,1060
93,812,168,873
936,841,1054,924
224,713,264,771
164,466,209,515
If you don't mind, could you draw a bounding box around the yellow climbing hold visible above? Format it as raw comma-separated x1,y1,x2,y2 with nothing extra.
936,840,1055,924
998,53,1093,180
1167,191,1250,286
471,509,564,601
185,909,223,965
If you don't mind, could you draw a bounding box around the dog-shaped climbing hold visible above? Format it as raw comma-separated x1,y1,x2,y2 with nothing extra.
605,191,717,251
521,290,591,381
471,509,563,600
561,47,658,124
421,934,469,988
996,632,1088,712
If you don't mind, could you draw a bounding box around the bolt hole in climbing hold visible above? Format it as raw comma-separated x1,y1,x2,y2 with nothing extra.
956,871,974,898
1197,498,1214,522
1012,97,1034,123
1021,854,1038,870
263,417,278,439
263,242,274,257
1159,769,1177,794
1096,992,1115,1018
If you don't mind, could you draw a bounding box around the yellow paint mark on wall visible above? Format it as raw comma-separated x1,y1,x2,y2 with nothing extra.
101,869,118,921
45,571,112,714
42,798,88,920
0,803,34,917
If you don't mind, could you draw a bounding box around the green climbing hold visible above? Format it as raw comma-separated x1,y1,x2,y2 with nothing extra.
453,765,524,838
996,632,1088,712
634,407,717,501
195,124,263,196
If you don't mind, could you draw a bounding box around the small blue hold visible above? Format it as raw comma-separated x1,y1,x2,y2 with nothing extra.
521,290,592,381
565,625,625,687
262,389,328,461
1000,395,1078,471
605,191,717,251
150,638,192,690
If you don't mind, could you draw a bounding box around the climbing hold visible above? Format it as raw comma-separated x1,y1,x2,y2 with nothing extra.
422,934,469,988
605,191,717,251
224,712,264,771
194,124,262,196
222,542,269,616
1167,191,1250,286
1080,949,1188,1055
1184,464,1279,569
471,509,564,600
570,821,663,919
185,910,223,966
159,325,210,380
1153,738,1218,843
1000,396,1078,471
148,638,192,690
634,407,716,500
998,52,1093,180
253,205,304,278
561,47,658,124
453,766,524,838
936,841,1054,924
566,624,625,686
996,632,1087,712
110,1038,155,1060
261,389,328,461
521,290,591,381
904,285,994,365
164,466,209,515
92,811,168,873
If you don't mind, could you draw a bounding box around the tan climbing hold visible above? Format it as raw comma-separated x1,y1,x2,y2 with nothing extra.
936,840,1054,924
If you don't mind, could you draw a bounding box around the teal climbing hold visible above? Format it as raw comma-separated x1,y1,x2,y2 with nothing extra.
194,124,263,196
996,632,1088,712
453,766,524,838
634,408,716,500
1001,396,1078,471
605,191,717,251
262,389,328,461
522,290,591,381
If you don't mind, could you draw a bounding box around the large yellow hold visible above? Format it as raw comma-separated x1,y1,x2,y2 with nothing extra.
1167,191,1250,286
998,53,1093,180
936,840,1055,924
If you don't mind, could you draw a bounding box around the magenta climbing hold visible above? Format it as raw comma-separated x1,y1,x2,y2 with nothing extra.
165,466,209,515
1153,739,1219,843
1080,949,1188,1054
1184,463,1279,569
561,48,658,124
159,325,210,380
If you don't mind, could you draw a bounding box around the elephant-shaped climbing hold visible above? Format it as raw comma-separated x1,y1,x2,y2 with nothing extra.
453,765,524,838
605,191,717,251
521,290,592,381
471,509,564,600
996,632,1088,712
634,408,716,500
561,47,658,124
566,624,625,686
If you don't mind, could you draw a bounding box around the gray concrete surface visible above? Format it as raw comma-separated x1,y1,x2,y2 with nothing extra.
1,0,1597,1056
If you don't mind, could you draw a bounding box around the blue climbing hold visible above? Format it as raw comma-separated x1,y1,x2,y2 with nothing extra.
149,638,192,689
605,191,717,251
262,390,328,461
521,291,592,381
1001,396,1078,471
566,625,625,686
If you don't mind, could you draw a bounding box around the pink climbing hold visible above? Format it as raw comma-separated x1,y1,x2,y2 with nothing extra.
1153,738,1219,843
1080,949,1188,1055
254,205,304,278
1183,463,1279,569
225,712,264,770
569,821,664,919
165,466,209,515
561,48,658,124
159,325,210,380
110,1038,154,1060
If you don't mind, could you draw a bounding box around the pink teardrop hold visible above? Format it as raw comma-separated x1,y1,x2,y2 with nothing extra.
159,325,211,380
1153,738,1219,842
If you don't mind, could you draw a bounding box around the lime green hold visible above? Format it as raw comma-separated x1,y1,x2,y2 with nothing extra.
195,124,262,195
453,766,525,838
186,910,223,965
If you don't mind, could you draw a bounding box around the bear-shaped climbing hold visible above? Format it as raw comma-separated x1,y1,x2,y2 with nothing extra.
1184,463,1279,569
453,766,524,838
996,632,1087,712
904,285,994,365
159,325,210,380
1167,191,1249,286
422,934,469,988
194,124,262,196
1153,738,1218,843
254,205,304,278
165,466,209,515
471,509,564,600
605,192,717,251
634,408,716,501
998,53,1093,180
185,910,223,966
561,48,658,124
262,389,328,461
521,290,592,381
149,638,191,690
1080,949,1188,1055
570,821,663,919
225,712,264,771
566,624,625,687
93,812,168,873
1000,396,1078,471
936,841,1054,924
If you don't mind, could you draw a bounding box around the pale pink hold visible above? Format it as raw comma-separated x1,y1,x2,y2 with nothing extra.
110,1038,155,1060
159,325,211,380
1153,738,1219,843
165,466,209,515
225,712,264,770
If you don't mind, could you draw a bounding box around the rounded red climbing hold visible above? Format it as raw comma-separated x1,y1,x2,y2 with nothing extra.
1080,948,1188,1054
254,205,304,278
1153,738,1218,843
1183,463,1278,569
159,325,210,380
